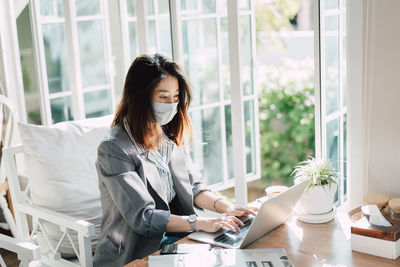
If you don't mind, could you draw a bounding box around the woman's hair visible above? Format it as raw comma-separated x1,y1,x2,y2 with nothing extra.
112,54,192,150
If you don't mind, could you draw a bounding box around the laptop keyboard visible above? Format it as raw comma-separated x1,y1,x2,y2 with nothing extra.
213,218,254,246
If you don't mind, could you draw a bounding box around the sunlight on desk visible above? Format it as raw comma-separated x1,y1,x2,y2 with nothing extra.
286,218,303,241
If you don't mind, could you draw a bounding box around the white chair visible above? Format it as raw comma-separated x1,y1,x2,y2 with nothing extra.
3,115,113,267
0,233,41,267
0,93,20,239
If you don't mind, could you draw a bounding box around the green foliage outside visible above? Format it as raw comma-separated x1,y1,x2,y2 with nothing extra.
258,59,315,186
255,0,302,51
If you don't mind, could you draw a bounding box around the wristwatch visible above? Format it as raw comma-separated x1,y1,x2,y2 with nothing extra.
187,214,197,232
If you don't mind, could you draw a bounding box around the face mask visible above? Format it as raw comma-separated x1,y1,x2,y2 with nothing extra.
152,101,179,125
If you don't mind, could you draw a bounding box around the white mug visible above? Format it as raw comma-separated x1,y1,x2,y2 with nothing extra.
265,185,288,199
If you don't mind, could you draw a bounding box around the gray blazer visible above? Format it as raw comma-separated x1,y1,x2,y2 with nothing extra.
93,125,207,267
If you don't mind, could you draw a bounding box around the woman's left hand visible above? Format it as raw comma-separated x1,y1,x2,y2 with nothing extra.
225,205,258,217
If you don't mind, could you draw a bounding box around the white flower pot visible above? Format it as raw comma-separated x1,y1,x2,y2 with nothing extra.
297,183,337,214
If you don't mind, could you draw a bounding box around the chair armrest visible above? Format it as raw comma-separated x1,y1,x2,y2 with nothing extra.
0,233,41,261
16,202,95,238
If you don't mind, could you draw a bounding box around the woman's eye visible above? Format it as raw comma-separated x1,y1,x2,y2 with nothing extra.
160,96,168,99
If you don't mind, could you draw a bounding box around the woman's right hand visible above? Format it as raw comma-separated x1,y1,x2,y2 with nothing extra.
195,216,244,233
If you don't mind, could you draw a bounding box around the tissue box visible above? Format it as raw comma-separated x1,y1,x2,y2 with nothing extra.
350,207,400,259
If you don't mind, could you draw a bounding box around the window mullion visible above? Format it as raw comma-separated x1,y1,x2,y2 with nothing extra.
314,0,323,158
227,0,247,205
338,8,345,204
29,0,52,125
250,0,261,180
215,7,228,183
118,0,131,71
63,0,85,120
169,0,183,64
135,0,147,54
102,0,116,112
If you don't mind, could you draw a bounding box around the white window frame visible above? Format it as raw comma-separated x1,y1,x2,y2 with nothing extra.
317,0,348,206
121,0,260,204
30,0,116,125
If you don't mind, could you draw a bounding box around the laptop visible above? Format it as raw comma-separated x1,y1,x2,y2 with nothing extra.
188,179,309,249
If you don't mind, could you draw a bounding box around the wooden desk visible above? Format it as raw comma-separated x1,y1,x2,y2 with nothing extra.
126,215,400,267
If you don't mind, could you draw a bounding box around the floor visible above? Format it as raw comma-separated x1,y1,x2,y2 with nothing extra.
0,229,19,267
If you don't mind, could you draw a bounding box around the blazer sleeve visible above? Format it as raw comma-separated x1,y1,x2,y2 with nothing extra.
96,139,170,238
184,149,210,199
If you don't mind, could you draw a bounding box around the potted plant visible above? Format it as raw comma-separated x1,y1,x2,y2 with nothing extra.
292,157,338,215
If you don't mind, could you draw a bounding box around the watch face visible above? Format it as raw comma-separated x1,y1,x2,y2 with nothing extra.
188,215,196,223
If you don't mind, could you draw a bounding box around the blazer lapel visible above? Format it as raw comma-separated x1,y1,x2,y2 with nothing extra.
169,145,194,214
137,153,169,206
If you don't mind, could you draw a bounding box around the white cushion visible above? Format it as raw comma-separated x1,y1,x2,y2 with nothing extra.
18,115,113,256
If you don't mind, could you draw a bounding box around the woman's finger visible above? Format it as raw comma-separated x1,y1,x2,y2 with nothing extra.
228,215,244,227
226,209,245,217
224,218,241,233
220,220,238,232
247,208,257,216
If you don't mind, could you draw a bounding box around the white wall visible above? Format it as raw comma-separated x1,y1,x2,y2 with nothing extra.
365,0,400,198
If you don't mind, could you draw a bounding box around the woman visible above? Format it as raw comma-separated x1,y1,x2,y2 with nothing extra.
93,54,257,266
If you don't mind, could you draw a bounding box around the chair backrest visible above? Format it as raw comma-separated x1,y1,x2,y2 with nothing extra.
0,93,21,240
0,94,19,182
3,115,113,267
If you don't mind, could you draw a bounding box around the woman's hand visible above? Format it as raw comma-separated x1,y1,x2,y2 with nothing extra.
214,198,259,217
196,216,244,233
225,205,259,217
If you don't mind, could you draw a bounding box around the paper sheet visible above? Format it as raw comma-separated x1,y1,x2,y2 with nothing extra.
361,205,392,227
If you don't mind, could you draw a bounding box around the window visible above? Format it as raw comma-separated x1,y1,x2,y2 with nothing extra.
27,0,115,124
14,0,347,205
319,0,347,204
180,0,259,190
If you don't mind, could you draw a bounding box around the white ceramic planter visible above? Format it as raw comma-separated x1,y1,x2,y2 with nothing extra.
297,183,337,214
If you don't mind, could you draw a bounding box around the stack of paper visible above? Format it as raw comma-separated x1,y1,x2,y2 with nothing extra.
149,248,294,267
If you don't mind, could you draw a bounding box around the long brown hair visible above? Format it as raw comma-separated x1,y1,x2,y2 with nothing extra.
112,54,192,150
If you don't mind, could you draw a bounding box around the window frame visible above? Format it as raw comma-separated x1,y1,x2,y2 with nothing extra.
119,0,261,204
317,0,348,206
29,0,116,125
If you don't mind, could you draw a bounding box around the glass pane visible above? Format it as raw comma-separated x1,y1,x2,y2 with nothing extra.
128,21,138,61
325,15,338,31
244,100,256,174
182,19,219,106
42,23,70,93
159,17,173,58
325,0,339,10
147,20,157,53
343,113,347,195
127,0,136,17
18,7,42,124
241,16,253,96
146,0,155,15
191,107,223,185
342,15,347,107
325,35,339,115
181,0,197,11
77,20,109,88
240,0,250,10
84,89,112,118
50,96,73,123
326,118,339,171
75,0,101,16
201,0,216,13
158,0,170,14
181,0,215,14
220,18,230,100
40,0,64,17
225,105,233,179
